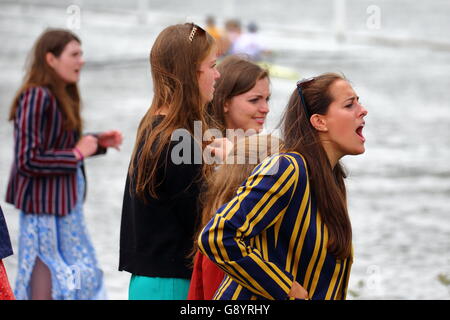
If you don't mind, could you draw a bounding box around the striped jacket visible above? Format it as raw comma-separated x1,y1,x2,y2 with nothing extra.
199,152,353,300
6,86,84,216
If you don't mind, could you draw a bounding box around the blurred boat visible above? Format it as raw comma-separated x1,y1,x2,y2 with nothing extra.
256,61,300,80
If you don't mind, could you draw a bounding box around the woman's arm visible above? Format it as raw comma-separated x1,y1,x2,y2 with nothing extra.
198,154,300,300
90,130,123,155
14,87,79,177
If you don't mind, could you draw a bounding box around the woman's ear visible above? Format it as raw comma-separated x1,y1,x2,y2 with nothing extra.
223,100,229,113
45,52,56,68
310,114,328,132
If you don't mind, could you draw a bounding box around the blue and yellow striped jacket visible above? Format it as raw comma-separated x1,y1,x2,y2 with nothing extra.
199,152,353,300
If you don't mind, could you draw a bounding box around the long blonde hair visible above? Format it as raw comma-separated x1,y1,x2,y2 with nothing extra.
9,28,82,134
191,134,283,257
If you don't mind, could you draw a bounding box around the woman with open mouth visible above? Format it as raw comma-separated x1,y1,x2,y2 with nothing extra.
199,72,368,300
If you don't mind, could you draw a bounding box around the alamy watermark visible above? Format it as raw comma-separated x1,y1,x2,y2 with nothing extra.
170,121,281,168
67,5,81,30
366,5,381,30
366,264,384,297
66,264,81,291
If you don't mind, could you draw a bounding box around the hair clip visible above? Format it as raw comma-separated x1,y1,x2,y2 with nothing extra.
189,25,198,42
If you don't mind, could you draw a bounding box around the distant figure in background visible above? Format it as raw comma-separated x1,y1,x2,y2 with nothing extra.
119,23,222,300
188,56,271,300
222,19,242,56
6,28,123,300
231,22,270,62
205,15,226,57
205,15,222,41
199,73,368,300
0,205,14,300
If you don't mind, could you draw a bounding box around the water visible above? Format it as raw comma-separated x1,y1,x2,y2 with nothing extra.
0,0,449,300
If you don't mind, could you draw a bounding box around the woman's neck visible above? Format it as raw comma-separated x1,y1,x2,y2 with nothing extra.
321,141,342,169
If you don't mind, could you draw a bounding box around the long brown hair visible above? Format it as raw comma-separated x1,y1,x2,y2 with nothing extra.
206,55,269,135
191,134,283,258
279,72,352,259
129,23,215,200
9,28,82,134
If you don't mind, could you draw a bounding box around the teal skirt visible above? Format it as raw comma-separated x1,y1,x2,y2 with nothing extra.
129,275,190,300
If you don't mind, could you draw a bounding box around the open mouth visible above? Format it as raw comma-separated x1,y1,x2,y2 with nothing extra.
356,123,365,142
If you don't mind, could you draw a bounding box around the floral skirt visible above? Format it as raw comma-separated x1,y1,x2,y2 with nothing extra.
0,260,15,300
14,167,106,300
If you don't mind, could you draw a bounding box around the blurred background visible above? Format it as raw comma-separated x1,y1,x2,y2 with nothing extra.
0,0,449,300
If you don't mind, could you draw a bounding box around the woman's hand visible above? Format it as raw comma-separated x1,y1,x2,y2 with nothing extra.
288,281,309,300
74,135,99,159
97,130,123,150
204,137,233,164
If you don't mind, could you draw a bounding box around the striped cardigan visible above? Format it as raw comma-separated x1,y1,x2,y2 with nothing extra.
6,86,84,216
199,152,353,300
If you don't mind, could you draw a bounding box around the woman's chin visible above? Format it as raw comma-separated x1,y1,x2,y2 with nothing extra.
351,146,366,155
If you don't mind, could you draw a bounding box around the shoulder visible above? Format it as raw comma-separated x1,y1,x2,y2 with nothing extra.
19,86,54,108
280,152,308,170
21,86,52,99
257,152,308,176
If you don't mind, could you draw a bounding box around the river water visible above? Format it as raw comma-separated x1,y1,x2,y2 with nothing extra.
0,0,449,300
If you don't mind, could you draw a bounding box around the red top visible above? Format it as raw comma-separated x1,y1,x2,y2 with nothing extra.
0,260,15,300
187,251,224,300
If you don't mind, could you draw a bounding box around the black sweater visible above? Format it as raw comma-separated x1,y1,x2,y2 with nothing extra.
119,116,203,279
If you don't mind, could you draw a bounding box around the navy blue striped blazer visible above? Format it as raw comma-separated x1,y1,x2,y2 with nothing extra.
6,86,102,216
199,152,353,300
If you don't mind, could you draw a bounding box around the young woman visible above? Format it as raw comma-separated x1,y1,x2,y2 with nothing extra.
188,55,271,299
6,28,123,300
199,73,368,300
0,205,14,300
206,55,270,135
119,23,221,300
188,135,279,300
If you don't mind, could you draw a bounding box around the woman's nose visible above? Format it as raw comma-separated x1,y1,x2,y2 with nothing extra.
361,105,368,117
260,101,270,114
358,103,368,117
